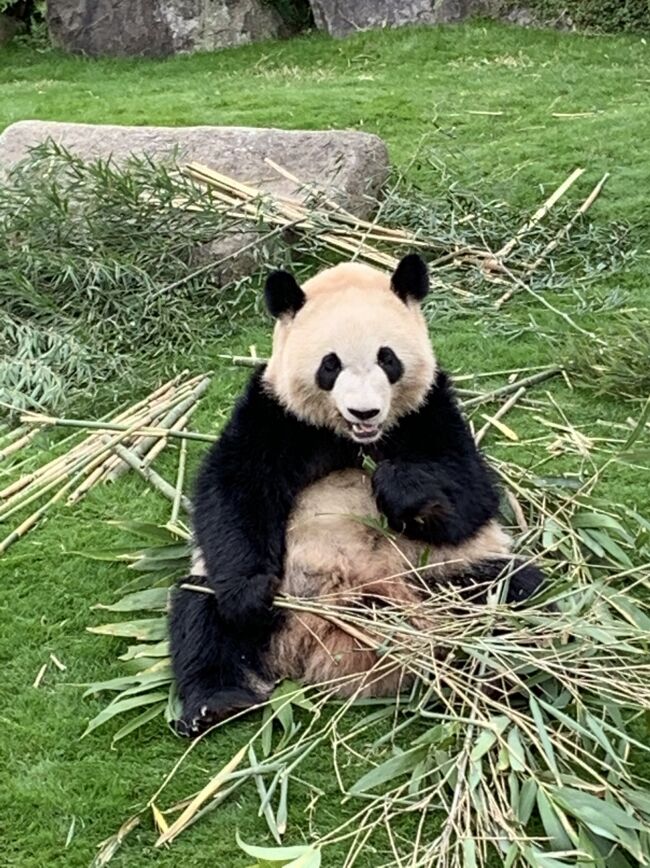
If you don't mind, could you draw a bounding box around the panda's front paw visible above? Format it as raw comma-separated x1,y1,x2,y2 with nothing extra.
175,686,269,737
217,572,281,629
372,460,449,537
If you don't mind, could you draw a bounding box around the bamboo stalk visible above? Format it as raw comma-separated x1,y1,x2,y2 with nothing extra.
0,424,27,446
217,354,267,367
170,436,188,527
475,387,526,445
495,167,585,261
140,408,195,469
495,172,610,308
109,442,192,513
0,457,103,554
20,414,216,444
1,374,193,503
64,398,197,505
463,367,562,409
0,427,42,460
107,377,210,480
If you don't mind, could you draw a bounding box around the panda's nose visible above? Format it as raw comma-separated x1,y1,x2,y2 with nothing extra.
348,407,380,421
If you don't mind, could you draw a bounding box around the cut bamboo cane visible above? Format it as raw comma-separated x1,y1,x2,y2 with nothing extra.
182,162,490,279
140,408,194,469
0,427,42,461
494,167,585,261
20,414,216,444
494,172,610,308
475,387,526,445
1,373,192,503
170,436,188,527
463,368,562,409
109,441,192,513
106,377,210,481
65,398,195,505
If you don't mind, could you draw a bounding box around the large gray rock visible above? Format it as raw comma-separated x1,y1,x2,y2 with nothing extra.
309,0,491,37
47,0,284,57
0,121,390,283
0,121,389,217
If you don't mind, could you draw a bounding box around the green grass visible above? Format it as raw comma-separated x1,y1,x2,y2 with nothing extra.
1,21,650,867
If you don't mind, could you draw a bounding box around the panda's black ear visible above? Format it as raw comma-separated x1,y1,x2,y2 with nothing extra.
264,270,306,319
390,254,429,304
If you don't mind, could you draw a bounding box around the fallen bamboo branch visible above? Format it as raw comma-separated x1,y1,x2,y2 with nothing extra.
20,414,216,444
474,386,526,445
109,442,192,514
495,172,610,307
0,427,42,460
463,367,562,409
495,167,585,261
170,437,188,527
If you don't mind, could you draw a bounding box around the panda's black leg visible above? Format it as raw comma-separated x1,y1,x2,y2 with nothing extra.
169,577,273,737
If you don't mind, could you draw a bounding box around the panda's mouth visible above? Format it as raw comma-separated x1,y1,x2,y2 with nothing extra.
348,421,383,443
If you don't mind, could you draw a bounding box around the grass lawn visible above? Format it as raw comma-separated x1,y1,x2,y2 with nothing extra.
1,20,650,867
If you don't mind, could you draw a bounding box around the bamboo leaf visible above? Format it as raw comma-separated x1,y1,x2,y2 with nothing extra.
151,803,169,836
462,838,477,868
552,787,642,845
82,691,169,738
506,726,526,772
623,397,650,450
470,715,509,761
93,587,170,612
88,618,167,641
537,788,573,851
588,530,633,568
350,745,428,795
529,696,559,775
111,701,166,746
118,640,170,661
519,779,538,824
235,835,317,862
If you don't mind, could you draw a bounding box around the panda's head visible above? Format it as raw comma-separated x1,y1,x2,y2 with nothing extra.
263,254,436,444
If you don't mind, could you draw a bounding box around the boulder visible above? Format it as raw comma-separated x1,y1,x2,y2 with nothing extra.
309,0,491,37
46,0,284,58
0,121,389,217
0,121,390,282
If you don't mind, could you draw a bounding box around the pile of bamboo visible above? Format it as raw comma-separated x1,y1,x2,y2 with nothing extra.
183,160,450,272
0,373,210,555
180,160,609,305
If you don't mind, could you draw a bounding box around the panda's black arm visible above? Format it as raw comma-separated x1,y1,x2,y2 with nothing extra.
192,370,355,626
372,370,500,545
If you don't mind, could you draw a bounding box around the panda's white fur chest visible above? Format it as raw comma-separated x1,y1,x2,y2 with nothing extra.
283,469,511,599
189,470,511,698
269,469,512,695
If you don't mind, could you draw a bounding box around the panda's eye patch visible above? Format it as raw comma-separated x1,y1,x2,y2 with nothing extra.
377,346,404,384
316,352,342,391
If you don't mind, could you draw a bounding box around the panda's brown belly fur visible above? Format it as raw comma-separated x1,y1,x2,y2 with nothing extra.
269,469,511,697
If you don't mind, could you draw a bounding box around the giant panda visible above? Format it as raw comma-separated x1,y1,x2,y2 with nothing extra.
170,254,544,736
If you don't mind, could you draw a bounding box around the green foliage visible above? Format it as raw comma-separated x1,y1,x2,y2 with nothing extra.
567,317,650,400
0,314,104,413
0,144,276,415
508,0,650,32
